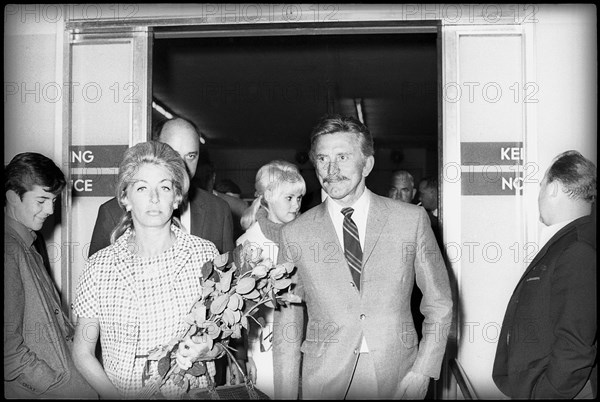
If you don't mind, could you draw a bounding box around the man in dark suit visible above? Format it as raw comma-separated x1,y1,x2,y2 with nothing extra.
88,118,234,256
493,150,597,399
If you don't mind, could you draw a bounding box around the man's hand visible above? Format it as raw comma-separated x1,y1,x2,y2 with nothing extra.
394,371,430,399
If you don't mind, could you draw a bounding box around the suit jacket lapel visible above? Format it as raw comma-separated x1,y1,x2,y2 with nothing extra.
311,202,360,288
363,195,388,267
312,201,341,250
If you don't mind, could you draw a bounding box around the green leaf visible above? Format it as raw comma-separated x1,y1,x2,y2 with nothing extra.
244,289,261,300
232,309,242,323
213,252,229,268
239,261,253,276
220,269,234,293
280,261,295,274
222,308,236,326
210,293,230,315
269,265,286,280
235,277,256,294
251,264,268,279
227,293,241,311
201,261,214,281
256,278,268,290
232,244,244,269
190,304,206,323
221,328,233,339
186,361,207,376
157,355,171,377
240,315,249,330
200,321,221,339
273,277,292,290
232,323,242,339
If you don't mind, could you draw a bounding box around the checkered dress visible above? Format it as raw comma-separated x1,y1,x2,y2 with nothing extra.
74,225,218,398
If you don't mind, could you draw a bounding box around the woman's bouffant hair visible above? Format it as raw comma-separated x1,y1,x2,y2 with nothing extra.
110,141,189,244
240,160,306,230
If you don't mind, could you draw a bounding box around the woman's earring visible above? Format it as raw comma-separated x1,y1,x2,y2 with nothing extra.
173,203,178,209
125,205,132,212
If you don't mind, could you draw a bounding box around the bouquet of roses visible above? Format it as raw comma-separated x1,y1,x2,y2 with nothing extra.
140,241,302,398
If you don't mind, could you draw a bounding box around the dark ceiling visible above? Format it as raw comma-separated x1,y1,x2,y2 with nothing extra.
152,32,438,151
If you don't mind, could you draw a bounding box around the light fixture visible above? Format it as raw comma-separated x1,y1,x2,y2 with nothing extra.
354,98,364,124
152,100,174,120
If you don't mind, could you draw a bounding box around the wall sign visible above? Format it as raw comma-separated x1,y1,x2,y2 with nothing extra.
70,145,127,197
461,142,524,196
461,142,523,166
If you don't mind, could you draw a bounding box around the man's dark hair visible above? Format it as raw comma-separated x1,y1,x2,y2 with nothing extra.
547,150,596,203
308,114,375,164
419,176,438,191
4,152,66,204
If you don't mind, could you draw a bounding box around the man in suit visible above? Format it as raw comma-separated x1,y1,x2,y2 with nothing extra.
273,115,453,399
389,170,417,204
88,117,234,256
493,150,597,399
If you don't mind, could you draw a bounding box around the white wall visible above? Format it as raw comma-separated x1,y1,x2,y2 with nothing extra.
4,4,65,288
535,4,597,175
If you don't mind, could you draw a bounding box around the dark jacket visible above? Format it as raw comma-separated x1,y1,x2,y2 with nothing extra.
4,216,97,399
492,215,597,399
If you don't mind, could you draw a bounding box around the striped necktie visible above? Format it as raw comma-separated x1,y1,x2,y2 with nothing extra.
341,207,362,290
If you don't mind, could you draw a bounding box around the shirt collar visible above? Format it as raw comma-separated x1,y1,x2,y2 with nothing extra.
326,187,371,217
539,217,577,248
5,213,36,248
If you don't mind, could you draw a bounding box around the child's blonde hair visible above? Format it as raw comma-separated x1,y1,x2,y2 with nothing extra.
240,160,306,230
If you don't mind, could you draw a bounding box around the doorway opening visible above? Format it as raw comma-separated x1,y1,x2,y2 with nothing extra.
151,25,440,204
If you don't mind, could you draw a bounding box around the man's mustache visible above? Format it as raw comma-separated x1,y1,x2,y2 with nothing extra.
323,175,348,183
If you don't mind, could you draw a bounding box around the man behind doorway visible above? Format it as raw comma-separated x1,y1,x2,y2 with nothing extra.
388,170,417,204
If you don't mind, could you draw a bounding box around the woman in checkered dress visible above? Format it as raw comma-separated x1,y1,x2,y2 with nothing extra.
71,141,224,398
